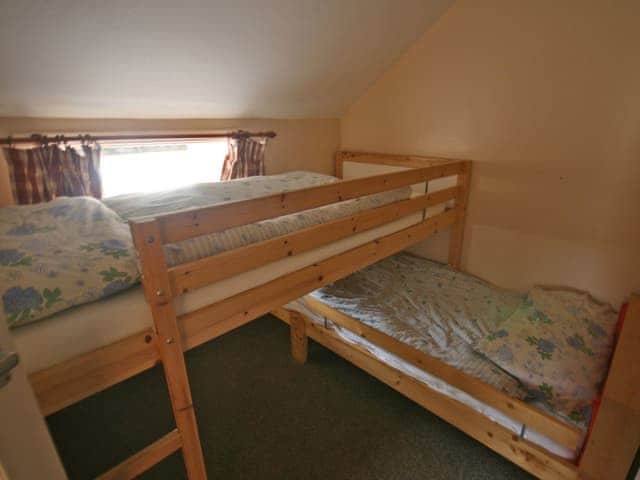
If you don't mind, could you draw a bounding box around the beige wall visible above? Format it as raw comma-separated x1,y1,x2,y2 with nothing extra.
341,0,640,307
0,117,340,206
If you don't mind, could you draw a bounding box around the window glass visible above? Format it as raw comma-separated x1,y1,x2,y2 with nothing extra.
100,140,227,198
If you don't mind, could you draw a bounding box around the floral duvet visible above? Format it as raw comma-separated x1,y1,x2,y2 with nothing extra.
0,197,139,328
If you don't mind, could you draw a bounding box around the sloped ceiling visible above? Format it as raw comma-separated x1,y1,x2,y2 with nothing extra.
0,0,452,119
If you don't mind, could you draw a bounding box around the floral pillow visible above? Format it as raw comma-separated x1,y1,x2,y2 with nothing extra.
473,286,618,423
1,197,139,328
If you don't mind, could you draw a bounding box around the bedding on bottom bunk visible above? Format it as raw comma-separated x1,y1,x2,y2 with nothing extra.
290,300,580,460
289,253,529,399
2,171,412,329
283,252,619,460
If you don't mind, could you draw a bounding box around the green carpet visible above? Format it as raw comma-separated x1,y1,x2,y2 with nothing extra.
47,315,534,479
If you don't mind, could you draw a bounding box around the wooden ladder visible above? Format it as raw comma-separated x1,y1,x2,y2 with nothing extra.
97,220,207,480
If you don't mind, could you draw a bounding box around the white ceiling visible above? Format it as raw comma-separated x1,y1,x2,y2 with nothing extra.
0,0,452,119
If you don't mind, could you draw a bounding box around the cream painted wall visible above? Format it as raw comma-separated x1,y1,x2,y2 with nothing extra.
0,117,339,206
341,0,640,307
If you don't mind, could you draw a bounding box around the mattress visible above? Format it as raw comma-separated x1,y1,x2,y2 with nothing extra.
14,213,423,373
285,253,586,460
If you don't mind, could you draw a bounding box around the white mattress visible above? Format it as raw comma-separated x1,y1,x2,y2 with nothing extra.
14,213,423,373
287,299,581,461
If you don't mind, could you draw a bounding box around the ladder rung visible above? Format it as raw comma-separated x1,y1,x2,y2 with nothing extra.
96,429,183,480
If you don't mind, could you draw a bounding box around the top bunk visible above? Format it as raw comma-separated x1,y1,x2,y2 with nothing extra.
2,155,466,332
8,151,471,413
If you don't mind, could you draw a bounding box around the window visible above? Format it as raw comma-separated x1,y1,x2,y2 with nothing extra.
100,140,228,198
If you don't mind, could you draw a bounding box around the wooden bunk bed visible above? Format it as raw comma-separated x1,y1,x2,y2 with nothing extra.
24,151,467,478
18,152,637,480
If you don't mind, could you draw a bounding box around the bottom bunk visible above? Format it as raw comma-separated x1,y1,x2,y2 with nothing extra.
272,252,637,480
273,307,578,480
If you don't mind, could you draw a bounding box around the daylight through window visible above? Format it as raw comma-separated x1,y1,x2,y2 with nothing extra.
100,140,228,198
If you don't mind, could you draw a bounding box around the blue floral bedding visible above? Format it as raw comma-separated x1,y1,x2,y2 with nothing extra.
0,197,139,328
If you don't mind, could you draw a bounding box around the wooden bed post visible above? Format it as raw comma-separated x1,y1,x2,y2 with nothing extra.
290,311,308,364
578,293,640,480
130,220,208,480
335,151,345,179
448,160,471,270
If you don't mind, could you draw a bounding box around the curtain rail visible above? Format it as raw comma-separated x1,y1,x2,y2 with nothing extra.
0,130,276,146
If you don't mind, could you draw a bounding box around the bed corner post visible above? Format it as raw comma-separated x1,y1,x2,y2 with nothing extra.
578,293,640,480
289,311,308,364
335,151,345,179
448,160,472,270
130,219,208,480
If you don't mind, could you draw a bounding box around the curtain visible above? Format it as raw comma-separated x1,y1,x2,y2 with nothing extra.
2,143,102,204
220,136,267,181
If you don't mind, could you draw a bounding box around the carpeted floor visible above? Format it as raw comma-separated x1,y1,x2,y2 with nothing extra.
47,315,534,479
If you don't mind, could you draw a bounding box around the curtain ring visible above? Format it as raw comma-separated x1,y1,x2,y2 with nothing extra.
231,130,249,140
30,133,44,147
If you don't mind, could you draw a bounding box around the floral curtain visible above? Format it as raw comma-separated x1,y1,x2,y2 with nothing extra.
2,142,102,204
220,136,267,181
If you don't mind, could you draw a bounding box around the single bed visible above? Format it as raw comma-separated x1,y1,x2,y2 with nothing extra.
276,279,638,479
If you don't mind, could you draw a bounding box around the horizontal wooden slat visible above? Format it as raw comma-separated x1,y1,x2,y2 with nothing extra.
168,187,459,295
30,329,159,416
303,295,582,451
154,162,464,244
179,208,458,350
298,315,578,480
96,429,182,480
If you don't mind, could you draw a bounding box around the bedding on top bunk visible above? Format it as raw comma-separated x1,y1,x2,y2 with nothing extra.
104,171,410,266
1,171,411,329
286,252,618,431
0,197,139,328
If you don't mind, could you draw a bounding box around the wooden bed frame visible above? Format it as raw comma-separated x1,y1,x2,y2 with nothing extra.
273,294,640,480
26,152,467,478
22,151,638,479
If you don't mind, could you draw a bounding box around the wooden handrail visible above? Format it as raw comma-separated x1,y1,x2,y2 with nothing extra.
141,161,465,244
167,186,459,295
